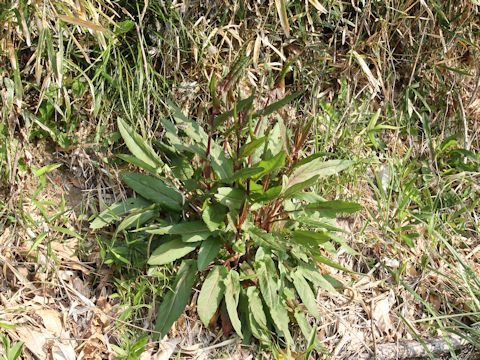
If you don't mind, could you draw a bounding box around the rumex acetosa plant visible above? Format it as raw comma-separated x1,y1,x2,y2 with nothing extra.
91,57,360,354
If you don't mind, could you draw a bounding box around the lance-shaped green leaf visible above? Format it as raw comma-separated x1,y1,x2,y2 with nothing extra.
297,263,338,294
90,197,151,229
248,227,286,252
282,159,353,198
117,118,162,169
256,256,278,309
117,154,158,174
210,144,234,180
304,200,362,216
250,185,282,204
291,270,321,320
198,266,227,327
256,254,293,345
294,309,329,355
269,302,293,345
202,203,227,231
197,237,223,271
254,92,302,118
121,172,184,211
146,221,211,242
117,208,158,232
221,167,265,184
239,136,267,158
238,289,252,344
213,95,255,128
214,187,245,211
224,270,243,338
148,237,199,265
252,151,286,179
154,260,197,339
167,101,208,145
246,287,270,344
291,230,331,255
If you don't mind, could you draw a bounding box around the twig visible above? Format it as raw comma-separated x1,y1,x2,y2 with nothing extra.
363,337,468,360
457,92,470,163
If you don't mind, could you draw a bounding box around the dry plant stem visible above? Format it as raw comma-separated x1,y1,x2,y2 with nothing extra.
457,93,469,164
408,19,428,88
364,337,468,360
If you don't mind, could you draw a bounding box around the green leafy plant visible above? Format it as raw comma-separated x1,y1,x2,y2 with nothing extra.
92,65,360,353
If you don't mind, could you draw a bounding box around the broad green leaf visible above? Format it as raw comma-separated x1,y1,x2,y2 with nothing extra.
291,230,331,254
224,270,243,338
265,118,287,158
210,144,234,180
148,238,199,265
117,118,162,169
294,308,313,340
117,154,158,174
202,203,227,231
197,237,223,271
121,172,183,211
198,266,227,327
282,159,353,198
239,136,267,158
256,254,293,345
254,92,302,118
214,187,245,211
246,287,268,331
250,185,282,204
256,257,278,309
328,233,359,256
213,95,255,128
295,216,344,232
245,287,270,345
90,197,151,229
252,151,286,179
117,208,158,232
313,254,351,272
238,289,252,344
146,221,211,242
170,155,195,180
294,309,329,354
167,101,208,144
282,174,318,199
248,309,271,344
269,302,293,345
297,264,338,294
222,167,265,183
305,200,362,216
154,260,197,339
291,270,321,320
248,227,286,252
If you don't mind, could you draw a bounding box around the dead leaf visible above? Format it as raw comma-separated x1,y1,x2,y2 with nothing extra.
153,339,179,360
37,309,63,337
352,50,380,94
16,326,48,359
372,290,395,335
308,0,327,14
52,341,76,360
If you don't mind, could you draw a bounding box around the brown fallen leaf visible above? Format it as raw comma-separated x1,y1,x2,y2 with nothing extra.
372,290,395,335
16,326,48,359
52,341,76,360
37,309,63,337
